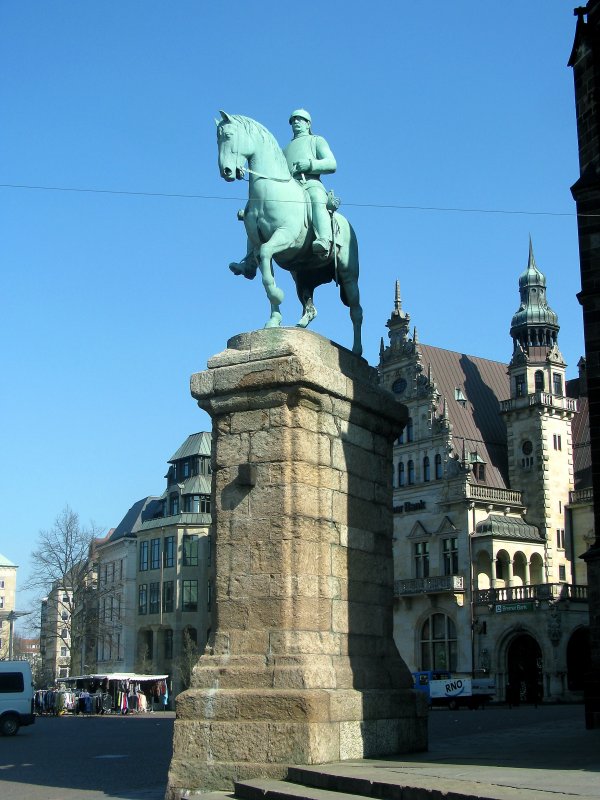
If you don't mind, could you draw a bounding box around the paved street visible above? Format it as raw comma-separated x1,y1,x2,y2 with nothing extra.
0,705,596,799
0,711,175,800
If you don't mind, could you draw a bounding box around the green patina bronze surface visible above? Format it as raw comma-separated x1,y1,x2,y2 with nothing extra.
216,110,363,356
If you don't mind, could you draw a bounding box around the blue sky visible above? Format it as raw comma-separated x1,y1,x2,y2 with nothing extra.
0,2,584,617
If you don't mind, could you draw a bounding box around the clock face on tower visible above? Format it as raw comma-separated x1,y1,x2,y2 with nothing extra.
522,440,533,455
392,377,407,395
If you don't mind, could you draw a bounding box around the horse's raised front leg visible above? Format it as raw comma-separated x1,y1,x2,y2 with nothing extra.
258,230,293,328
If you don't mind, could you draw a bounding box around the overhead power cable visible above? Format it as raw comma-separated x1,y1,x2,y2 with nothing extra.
0,182,585,218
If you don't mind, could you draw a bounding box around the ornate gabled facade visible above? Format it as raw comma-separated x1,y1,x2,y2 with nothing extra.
380,245,592,704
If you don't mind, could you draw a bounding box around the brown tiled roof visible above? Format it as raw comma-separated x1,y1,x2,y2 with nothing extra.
571,394,591,489
418,344,510,489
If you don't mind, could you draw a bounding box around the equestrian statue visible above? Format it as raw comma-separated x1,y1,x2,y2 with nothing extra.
216,109,363,356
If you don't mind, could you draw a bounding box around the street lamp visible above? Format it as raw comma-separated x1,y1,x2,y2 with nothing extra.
0,610,30,659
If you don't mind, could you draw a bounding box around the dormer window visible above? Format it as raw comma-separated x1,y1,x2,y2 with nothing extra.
455,388,467,407
470,452,486,482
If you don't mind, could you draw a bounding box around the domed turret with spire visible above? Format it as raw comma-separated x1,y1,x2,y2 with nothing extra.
509,238,560,355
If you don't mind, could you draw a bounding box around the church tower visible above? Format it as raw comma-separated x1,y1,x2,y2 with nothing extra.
501,242,577,581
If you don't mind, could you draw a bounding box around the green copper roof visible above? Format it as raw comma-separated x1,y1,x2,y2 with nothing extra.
474,514,543,541
510,240,559,339
169,431,211,462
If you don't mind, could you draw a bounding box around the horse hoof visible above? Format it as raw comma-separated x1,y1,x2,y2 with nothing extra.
264,313,282,329
229,262,244,276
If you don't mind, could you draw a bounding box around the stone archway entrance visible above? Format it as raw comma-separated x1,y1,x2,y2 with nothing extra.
507,633,542,705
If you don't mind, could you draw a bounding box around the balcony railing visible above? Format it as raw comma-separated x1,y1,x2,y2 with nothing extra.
465,484,523,505
569,487,594,504
474,583,588,605
395,574,465,597
500,393,578,414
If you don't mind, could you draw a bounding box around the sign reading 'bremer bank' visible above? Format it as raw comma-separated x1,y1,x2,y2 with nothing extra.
393,500,426,514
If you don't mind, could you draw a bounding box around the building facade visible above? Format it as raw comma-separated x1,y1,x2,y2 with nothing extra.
0,553,18,659
134,432,213,697
40,583,73,683
380,246,592,703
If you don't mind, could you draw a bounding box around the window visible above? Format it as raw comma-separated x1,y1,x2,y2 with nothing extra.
61,628,68,639
149,582,160,614
150,538,161,570
182,580,198,611
139,541,149,572
407,460,415,485
472,462,486,482
535,370,544,392
164,629,173,659
183,535,199,567
163,536,175,568
61,611,69,621
182,460,190,478
169,493,180,516
414,541,429,578
199,456,212,475
138,584,148,615
406,417,414,442
398,462,405,487
58,668,69,678
397,430,404,445
0,580,4,589
0,597,4,609
423,456,430,482
420,613,457,671
435,454,443,480
553,434,562,451
60,646,68,657
557,529,565,549
553,372,563,396
62,594,69,603
185,494,212,514
162,580,174,613
207,579,212,611
559,565,567,582
207,536,212,566
515,374,526,397
443,537,458,576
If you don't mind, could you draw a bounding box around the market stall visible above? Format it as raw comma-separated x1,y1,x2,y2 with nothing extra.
59,672,169,714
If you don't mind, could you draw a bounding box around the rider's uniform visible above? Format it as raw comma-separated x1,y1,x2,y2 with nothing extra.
283,133,336,253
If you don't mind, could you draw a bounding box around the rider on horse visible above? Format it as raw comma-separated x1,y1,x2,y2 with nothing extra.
283,109,337,257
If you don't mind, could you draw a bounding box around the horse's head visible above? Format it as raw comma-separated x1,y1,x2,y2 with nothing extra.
216,111,249,182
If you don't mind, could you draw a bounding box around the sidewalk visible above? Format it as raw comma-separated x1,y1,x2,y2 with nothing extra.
198,706,600,800
282,707,600,800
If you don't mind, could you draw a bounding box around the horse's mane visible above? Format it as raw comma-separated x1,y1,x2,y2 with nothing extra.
231,115,290,173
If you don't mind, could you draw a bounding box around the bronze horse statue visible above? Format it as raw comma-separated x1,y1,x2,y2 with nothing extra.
216,111,363,356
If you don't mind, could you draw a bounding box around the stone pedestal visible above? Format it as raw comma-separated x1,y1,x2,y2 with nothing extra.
167,328,427,797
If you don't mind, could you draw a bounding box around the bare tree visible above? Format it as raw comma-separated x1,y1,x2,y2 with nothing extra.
174,629,201,692
25,506,105,679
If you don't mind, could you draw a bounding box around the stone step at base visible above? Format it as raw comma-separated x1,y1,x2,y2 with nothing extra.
234,778,370,800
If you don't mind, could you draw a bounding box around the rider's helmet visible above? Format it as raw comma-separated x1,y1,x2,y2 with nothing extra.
289,109,312,127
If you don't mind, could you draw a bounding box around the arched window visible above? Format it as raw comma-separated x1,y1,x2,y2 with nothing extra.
420,613,457,671
534,370,544,393
406,417,414,442
398,462,405,487
435,453,443,479
423,456,430,481
407,460,415,485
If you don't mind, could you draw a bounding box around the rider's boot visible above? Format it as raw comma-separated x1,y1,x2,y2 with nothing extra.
229,256,257,280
